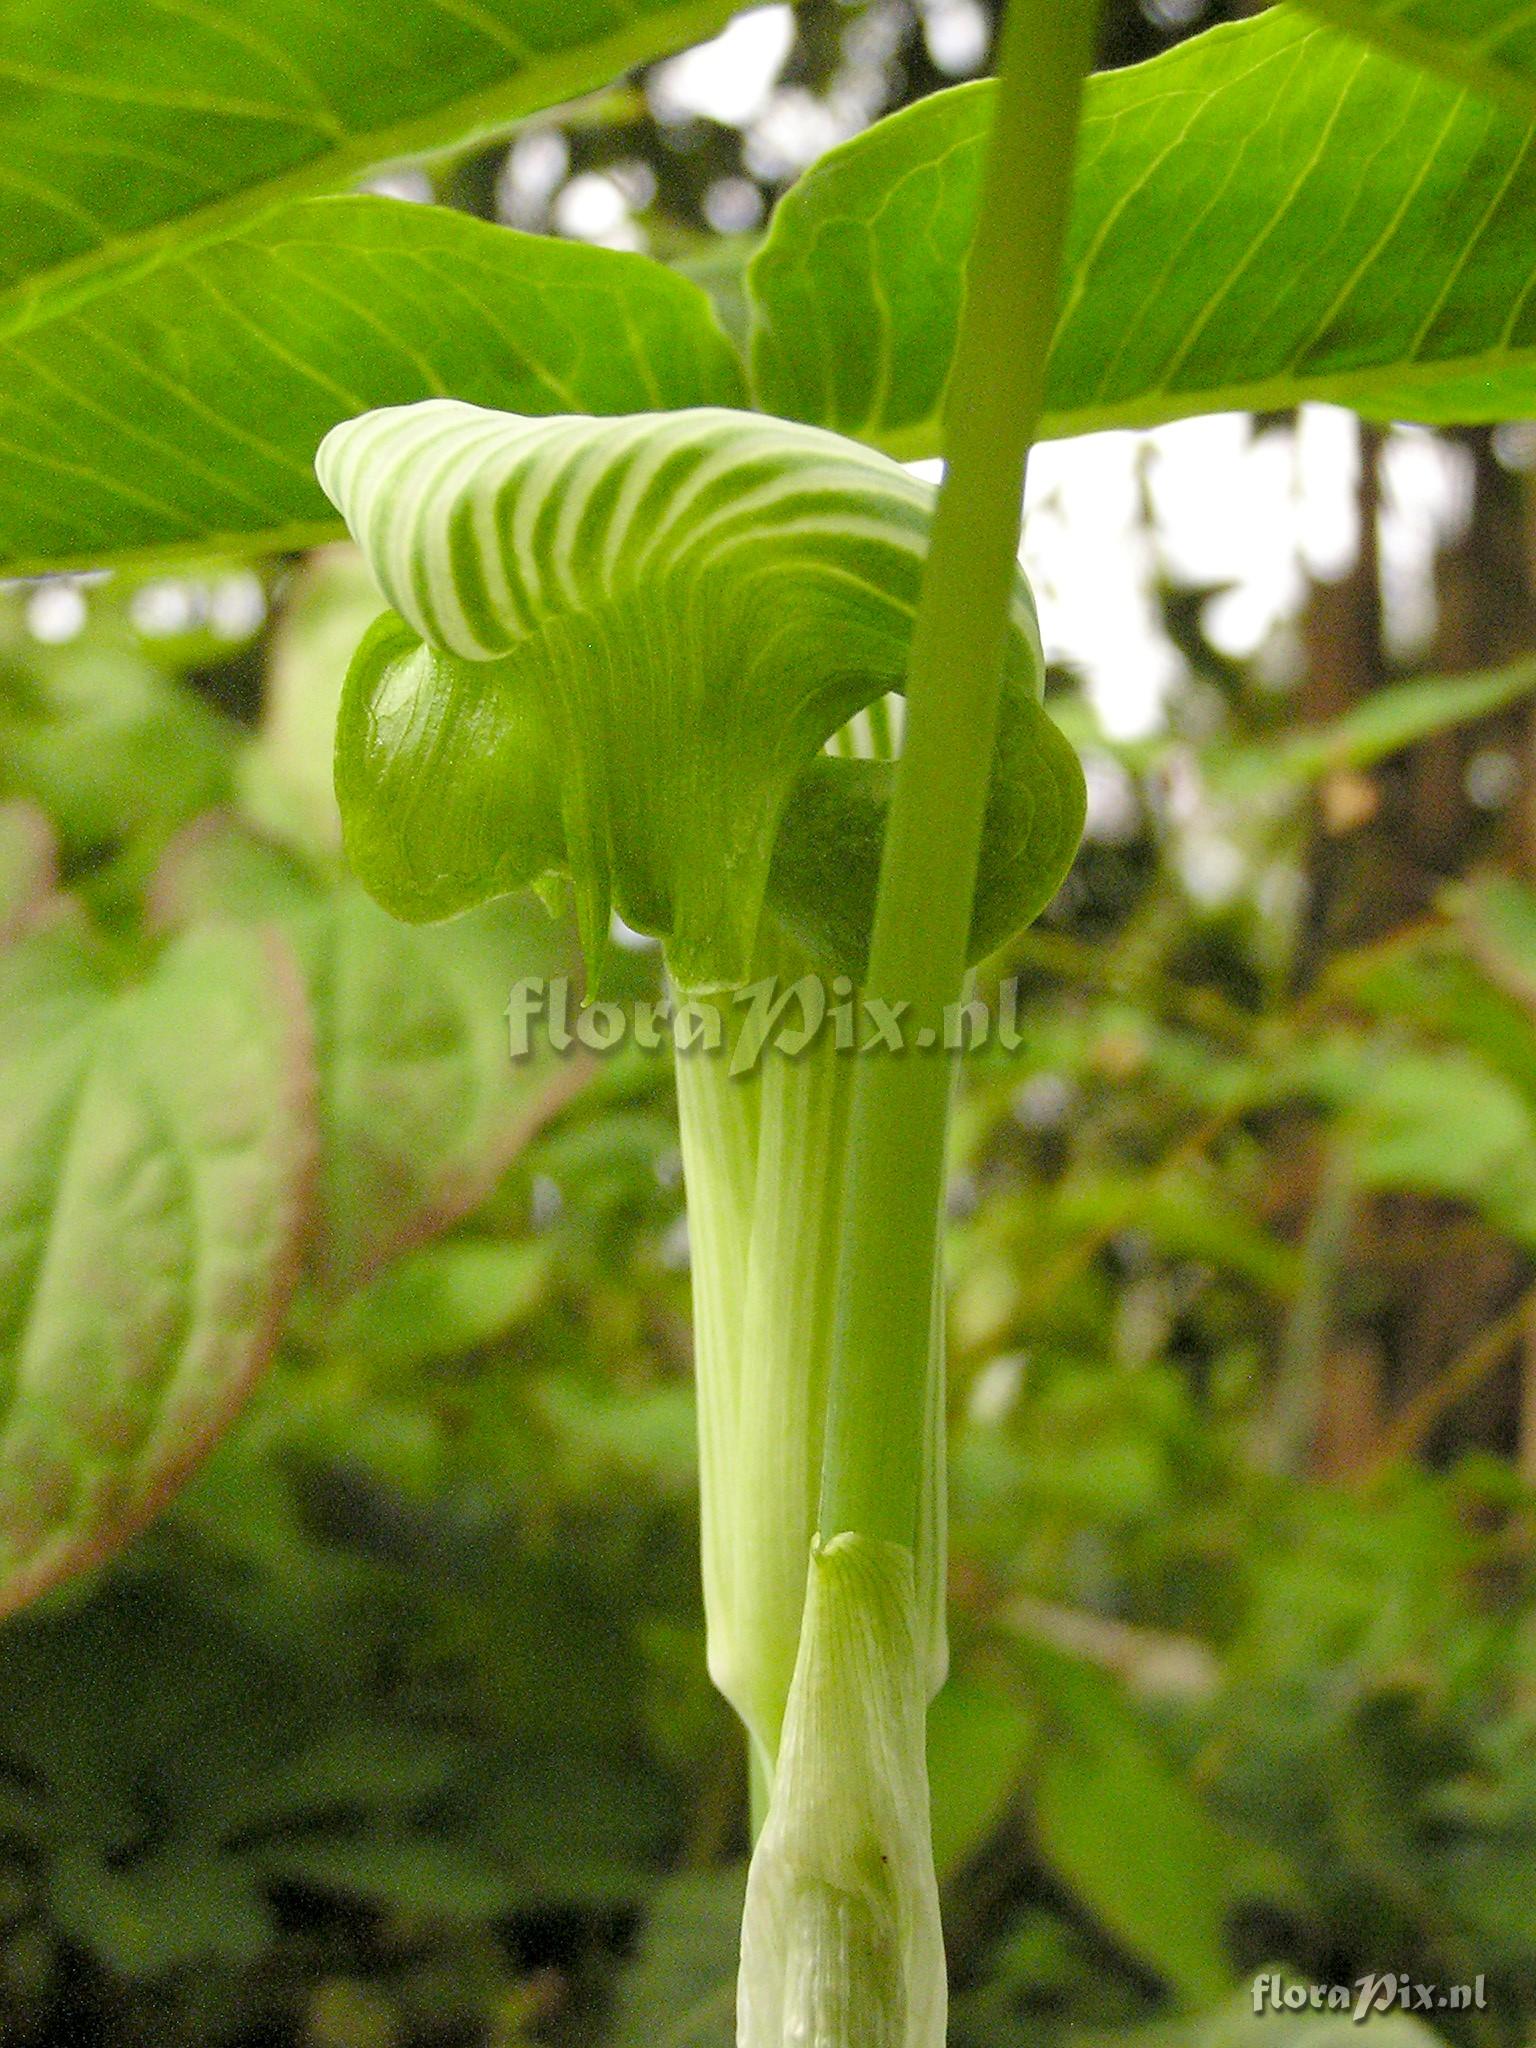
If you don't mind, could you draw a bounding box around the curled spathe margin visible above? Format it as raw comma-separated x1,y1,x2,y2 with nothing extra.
316,399,1083,992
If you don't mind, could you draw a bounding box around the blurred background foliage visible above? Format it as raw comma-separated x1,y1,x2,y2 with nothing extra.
5,0,1536,2043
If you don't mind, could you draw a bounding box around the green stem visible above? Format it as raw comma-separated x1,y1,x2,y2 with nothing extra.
673,934,858,1812
673,992,760,1707
818,0,1100,1546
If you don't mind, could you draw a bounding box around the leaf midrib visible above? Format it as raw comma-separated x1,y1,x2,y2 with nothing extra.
856,334,1536,462
0,515,348,583
0,0,740,344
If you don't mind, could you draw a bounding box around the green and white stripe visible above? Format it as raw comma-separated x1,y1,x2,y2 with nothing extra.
319,399,1039,667
318,400,1078,991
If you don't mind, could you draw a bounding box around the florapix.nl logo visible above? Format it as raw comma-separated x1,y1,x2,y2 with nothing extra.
507,972,1036,1076
1251,1972,1488,2023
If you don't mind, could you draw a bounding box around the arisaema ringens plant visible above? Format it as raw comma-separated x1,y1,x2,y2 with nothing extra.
317,1,1099,2037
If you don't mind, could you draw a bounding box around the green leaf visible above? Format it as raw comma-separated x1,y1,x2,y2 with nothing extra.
1055,1170,1300,1297
527,1376,700,1494
0,0,743,334
296,889,579,1294
1360,952,1536,1105
1303,1036,1536,1247
1211,656,1536,800
50,1845,271,1977
239,546,387,860
1025,1643,1236,2007
200,1721,468,1841
1295,0,1536,118
320,400,1083,989
0,917,315,1615
151,818,581,1297
252,1831,527,1918
0,635,234,863
1456,870,1536,992
749,8,1536,457
147,811,324,928
0,196,744,577
326,1236,552,1368
1085,1984,1449,2048
608,1870,746,2048
926,1670,1037,1880
1335,907,1536,1112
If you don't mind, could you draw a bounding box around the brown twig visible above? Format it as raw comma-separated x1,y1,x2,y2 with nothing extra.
1358,1282,1536,1484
